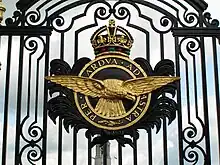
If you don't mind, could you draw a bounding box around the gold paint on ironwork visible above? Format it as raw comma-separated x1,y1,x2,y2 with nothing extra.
0,0,6,24
109,19,115,27
46,20,180,130
45,75,179,118
84,63,140,120
91,19,133,56
95,51,130,57
98,120,123,126
80,54,147,128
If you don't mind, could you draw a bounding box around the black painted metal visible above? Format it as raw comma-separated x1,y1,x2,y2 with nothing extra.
148,131,153,165
118,143,122,165
103,143,107,165
2,35,12,165
42,33,50,165
0,0,220,165
212,37,220,160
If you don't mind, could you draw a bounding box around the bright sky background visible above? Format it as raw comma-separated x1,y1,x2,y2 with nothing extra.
0,0,220,165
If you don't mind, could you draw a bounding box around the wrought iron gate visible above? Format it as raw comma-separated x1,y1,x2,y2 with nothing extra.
0,0,220,165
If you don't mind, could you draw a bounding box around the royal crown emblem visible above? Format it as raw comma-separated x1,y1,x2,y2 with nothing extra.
46,20,179,131
91,19,133,57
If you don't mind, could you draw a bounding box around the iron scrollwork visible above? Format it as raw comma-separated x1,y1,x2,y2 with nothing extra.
17,36,46,164
203,12,220,27
19,143,42,165
5,11,22,26
1,0,218,164
179,36,207,164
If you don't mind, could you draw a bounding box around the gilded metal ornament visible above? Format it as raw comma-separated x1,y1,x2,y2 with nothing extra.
46,20,180,130
45,75,179,118
0,0,219,164
0,0,6,24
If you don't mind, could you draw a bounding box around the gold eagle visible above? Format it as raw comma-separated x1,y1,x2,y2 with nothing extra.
46,76,180,118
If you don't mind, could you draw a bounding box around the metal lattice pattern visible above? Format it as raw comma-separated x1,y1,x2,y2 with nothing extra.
0,0,220,165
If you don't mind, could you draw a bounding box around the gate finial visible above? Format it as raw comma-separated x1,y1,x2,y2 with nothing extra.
0,0,6,25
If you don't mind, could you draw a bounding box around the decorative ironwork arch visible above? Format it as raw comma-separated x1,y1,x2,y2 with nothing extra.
0,0,220,165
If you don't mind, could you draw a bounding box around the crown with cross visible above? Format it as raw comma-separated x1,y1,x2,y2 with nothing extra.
90,19,134,57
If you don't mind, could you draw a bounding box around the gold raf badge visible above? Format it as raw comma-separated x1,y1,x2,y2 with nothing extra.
46,19,180,130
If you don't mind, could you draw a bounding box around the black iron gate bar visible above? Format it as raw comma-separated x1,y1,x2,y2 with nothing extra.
0,0,219,165
172,25,220,165
0,31,52,165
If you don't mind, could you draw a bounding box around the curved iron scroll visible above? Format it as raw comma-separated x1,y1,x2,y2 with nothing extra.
1,0,219,165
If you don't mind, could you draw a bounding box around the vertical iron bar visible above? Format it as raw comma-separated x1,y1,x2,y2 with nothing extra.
160,34,165,59
118,143,122,165
200,37,211,164
60,32,64,60
175,36,184,165
146,33,150,61
88,135,92,165
74,31,78,63
212,37,220,162
14,34,25,165
133,138,137,165
58,32,65,165
58,120,63,165
42,33,50,165
160,33,168,165
103,143,107,165
73,128,77,165
192,50,199,127
199,13,211,164
146,32,150,62
14,11,25,164
148,130,152,165
199,37,211,165
163,119,168,165
26,47,32,117
1,35,12,165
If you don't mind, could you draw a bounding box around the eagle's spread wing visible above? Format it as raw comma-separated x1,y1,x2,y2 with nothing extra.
45,76,105,97
122,76,180,96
